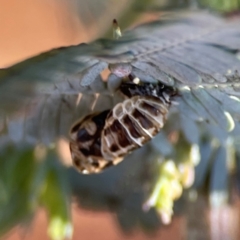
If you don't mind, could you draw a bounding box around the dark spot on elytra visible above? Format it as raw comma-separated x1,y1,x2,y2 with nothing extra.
110,144,119,152
74,110,110,143
77,128,93,142
91,139,102,157
132,109,154,129
92,110,110,127
104,128,112,136
75,111,110,160
123,115,142,138
140,102,161,116
79,138,102,158
92,161,100,168
110,120,132,147
74,158,80,167
79,148,90,157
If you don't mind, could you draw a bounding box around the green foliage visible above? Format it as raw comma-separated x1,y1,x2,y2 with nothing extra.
144,135,200,224
199,0,240,13
0,145,37,235
0,144,71,240
40,152,72,240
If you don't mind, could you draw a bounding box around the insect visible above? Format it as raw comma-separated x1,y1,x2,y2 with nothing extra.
69,76,176,174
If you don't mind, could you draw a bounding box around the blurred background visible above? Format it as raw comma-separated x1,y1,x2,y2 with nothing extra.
1,0,240,240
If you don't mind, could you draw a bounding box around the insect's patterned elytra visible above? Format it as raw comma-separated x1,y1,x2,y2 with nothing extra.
70,110,111,173
70,79,176,174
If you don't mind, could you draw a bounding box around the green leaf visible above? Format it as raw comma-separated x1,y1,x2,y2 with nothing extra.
40,152,72,240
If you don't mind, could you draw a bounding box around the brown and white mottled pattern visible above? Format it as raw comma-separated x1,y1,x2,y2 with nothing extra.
101,96,170,161
69,110,113,174
69,80,176,174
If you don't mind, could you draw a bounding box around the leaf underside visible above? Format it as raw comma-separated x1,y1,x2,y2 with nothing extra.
1,11,240,147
